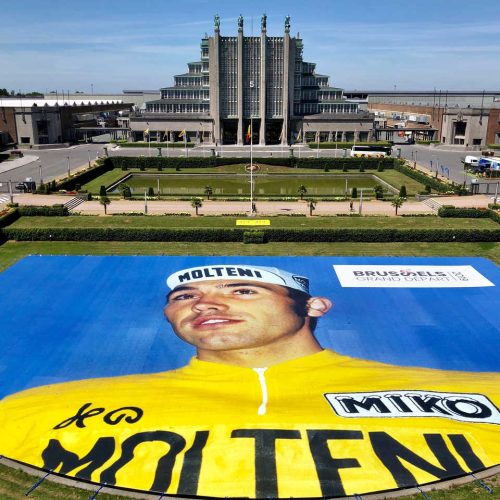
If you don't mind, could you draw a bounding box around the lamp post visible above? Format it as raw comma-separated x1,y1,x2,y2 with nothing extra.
144,189,148,215
87,150,91,168
66,156,71,177
358,189,363,215
39,162,43,184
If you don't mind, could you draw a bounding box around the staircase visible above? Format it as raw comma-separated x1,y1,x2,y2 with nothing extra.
64,194,88,211
421,197,443,213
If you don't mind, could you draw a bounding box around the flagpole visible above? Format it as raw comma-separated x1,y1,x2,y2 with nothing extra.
148,132,151,157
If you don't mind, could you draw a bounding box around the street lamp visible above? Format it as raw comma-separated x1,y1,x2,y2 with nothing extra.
66,156,71,177
87,150,91,168
39,162,43,184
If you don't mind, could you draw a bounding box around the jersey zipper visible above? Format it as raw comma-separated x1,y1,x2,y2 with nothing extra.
253,367,268,415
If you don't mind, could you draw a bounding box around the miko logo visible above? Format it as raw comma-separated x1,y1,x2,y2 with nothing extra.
324,391,500,425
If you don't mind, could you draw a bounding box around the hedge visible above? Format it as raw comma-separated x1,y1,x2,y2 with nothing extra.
117,142,195,148
394,162,450,193
3,227,499,243
438,206,500,224
56,158,114,191
307,142,392,149
106,156,398,171
18,205,69,216
0,208,20,228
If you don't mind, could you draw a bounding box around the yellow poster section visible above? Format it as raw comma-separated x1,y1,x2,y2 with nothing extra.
236,219,271,226
1,350,499,498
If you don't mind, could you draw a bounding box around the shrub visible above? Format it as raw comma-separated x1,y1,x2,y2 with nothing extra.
374,185,384,199
148,187,155,197
399,185,407,198
99,185,107,197
18,205,69,216
0,208,20,228
243,231,267,244
351,187,358,198
394,162,449,193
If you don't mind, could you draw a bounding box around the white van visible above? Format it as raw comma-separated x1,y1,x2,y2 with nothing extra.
464,155,479,167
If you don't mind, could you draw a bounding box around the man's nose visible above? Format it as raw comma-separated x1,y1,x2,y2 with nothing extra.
191,293,228,312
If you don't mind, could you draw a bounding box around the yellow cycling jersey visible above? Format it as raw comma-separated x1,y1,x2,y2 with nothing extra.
1,350,499,498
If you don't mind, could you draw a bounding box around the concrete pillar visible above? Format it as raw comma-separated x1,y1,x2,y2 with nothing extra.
259,25,267,145
237,21,244,145
341,132,346,142
282,23,291,145
328,131,333,142
209,28,221,145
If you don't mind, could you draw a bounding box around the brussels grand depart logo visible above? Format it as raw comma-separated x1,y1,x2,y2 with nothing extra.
333,265,495,288
325,391,500,425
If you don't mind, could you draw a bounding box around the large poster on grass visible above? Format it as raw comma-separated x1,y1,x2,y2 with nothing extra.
0,256,499,498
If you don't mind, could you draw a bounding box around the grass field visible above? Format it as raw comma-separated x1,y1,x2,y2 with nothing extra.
82,165,426,196
8,215,497,229
1,241,499,272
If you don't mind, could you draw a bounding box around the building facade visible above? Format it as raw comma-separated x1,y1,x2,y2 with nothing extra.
130,15,370,145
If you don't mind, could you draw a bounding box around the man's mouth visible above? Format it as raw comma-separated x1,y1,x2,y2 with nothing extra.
192,316,242,328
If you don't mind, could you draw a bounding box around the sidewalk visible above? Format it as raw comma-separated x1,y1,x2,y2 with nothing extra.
0,155,39,174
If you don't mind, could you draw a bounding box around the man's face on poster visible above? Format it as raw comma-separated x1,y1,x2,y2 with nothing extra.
164,280,315,352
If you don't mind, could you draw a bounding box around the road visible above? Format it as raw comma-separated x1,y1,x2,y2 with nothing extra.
0,142,478,193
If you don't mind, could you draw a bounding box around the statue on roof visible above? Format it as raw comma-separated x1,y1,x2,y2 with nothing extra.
238,14,243,28
214,14,220,30
285,15,291,32
261,13,267,30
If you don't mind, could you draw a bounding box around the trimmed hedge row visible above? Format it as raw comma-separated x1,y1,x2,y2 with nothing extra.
18,205,69,216
57,159,114,191
438,206,500,224
395,162,450,193
118,142,195,148
0,208,20,228
307,142,392,149
3,227,499,243
109,156,397,170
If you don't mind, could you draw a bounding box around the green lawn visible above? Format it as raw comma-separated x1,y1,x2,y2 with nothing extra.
8,215,498,229
82,165,426,196
1,241,499,272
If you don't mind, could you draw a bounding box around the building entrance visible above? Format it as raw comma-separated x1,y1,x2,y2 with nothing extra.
266,120,284,145
221,120,238,145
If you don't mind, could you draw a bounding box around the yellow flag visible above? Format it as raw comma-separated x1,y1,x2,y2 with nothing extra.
144,128,149,136
179,129,186,138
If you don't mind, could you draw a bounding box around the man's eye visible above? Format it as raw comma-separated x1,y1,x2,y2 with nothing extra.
233,289,256,295
171,293,196,301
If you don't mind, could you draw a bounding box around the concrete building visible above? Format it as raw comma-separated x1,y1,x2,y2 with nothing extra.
130,15,371,145
0,98,130,147
356,90,500,147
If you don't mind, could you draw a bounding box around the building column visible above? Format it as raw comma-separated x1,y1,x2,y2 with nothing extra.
328,131,333,142
209,27,221,145
237,21,244,145
341,132,346,142
282,21,291,145
259,25,267,145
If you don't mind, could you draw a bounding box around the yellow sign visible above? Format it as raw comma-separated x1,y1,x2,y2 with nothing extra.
236,219,270,226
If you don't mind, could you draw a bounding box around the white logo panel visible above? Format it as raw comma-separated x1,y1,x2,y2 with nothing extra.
324,390,500,425
333,265,494,288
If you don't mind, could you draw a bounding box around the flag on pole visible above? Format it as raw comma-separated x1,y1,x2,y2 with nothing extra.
245,125,251,144
144,128,150,136
179,129,186,139
296,128,302,142
278,125,284,142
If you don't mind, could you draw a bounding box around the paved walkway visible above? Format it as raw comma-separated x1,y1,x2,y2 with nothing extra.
0,155,39,174
2,193,494,216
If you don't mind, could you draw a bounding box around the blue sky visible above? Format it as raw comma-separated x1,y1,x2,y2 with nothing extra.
1,0,499,93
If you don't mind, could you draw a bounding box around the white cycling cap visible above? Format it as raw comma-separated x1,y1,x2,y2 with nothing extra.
167,265,310,294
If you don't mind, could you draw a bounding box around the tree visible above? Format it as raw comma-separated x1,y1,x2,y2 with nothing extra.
147,186,155,197
297,185,307,200
99,196,111,215
307,199,317,216
391,196,404,215
204,185,213,200
351,187,358,199
399,185,407,198
119,183,131,199
191,197,203,216
374,185,384,199
99,185,107,197
0,88,9,97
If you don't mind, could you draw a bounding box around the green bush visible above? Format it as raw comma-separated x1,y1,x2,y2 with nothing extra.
307,141,392,150
394,162,449,193
99,185,107,196
148,186,155,197
119,142,195,148
399,185,407,198
2,226,499,243
351,187,358,199
0,208,20,228
18,205,69,216
243,231,267,244
57,158,114,191
438,206,497,222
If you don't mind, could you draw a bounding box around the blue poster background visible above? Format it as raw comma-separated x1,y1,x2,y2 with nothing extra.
0,255,498,399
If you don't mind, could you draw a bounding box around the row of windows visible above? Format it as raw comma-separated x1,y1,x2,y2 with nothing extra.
243,38,261,116
146,103,210,113
294,103,358,115
161,90,209,100
266,40,284,118
220,38,238,117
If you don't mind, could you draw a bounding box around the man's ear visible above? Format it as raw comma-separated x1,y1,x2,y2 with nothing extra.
306,297,333,317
